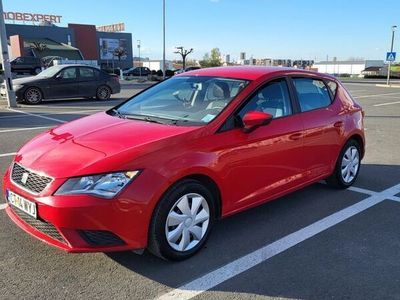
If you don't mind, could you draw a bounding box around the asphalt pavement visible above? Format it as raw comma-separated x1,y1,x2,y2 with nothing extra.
0,81,400,299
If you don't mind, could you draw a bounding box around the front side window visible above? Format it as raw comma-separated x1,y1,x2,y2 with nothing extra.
60,67,77,79
239,79,292,119
292,78,331,112
114,76,249,125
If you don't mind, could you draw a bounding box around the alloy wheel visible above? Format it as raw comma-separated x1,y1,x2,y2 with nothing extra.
25,88,42,104
165,193,210,252
97,86,110,100
341,145,360,183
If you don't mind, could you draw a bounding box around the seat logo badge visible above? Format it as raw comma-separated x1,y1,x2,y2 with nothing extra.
21,172,29,184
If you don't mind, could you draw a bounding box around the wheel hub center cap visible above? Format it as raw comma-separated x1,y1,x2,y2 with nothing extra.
184,218,192,227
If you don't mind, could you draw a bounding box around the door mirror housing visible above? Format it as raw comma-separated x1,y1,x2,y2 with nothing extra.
242,111,273,133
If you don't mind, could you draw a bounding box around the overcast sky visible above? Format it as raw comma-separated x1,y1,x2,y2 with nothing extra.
5,0,399,62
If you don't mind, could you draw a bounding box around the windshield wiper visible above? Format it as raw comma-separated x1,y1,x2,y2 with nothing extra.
111,109,126,119
124,114,167,124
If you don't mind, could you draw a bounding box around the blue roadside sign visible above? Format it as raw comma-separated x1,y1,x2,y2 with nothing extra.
386,52,396,62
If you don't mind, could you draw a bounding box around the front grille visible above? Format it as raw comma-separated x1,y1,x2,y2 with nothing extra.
10,205,66,243
79,230,125,246
11,163,52,194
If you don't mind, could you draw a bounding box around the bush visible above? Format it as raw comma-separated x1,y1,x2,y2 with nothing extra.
165,69,174,77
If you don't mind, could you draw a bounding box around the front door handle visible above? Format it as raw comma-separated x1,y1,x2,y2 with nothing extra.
289,133,302,140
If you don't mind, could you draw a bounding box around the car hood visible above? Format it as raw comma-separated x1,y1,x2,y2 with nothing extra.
15,112,199,178
13,76,44,85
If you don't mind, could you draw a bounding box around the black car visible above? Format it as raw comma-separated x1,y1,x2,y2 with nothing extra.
123,67,151,77
11,56,43,75
10,64,121,104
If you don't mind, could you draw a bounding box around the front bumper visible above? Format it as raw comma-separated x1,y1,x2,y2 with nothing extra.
3,166,165,253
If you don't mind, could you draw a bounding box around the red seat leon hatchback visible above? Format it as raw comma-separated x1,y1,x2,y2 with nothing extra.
3,67,365,260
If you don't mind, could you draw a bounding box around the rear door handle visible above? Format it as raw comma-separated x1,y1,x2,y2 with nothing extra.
289,133,302,140
334,121,344,128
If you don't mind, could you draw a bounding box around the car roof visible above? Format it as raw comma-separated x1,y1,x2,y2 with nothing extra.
179,66,335,81
55,64,98,68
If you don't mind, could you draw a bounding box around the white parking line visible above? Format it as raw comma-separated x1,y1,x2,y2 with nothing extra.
373,101,400,107
0,152,16,158
157,183,400,300
354,92,400,99
7,108,66,123
0,126,51,134
0,203,7,210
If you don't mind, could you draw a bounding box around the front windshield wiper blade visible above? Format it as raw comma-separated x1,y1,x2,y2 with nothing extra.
124,114,167,124
111,109,126,119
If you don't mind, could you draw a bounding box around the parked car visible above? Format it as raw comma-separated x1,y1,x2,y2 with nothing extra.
11,56,43,75
3,67,365,260
174,66,201,74
10,64,121,104
123,67,151,77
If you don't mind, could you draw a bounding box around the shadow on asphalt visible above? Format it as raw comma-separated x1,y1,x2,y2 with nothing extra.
106,163,400,296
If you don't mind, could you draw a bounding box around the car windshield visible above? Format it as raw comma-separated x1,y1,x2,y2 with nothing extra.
37,65,64,77
113,76,249,125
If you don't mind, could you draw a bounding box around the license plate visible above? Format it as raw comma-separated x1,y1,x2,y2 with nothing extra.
7,190,37,219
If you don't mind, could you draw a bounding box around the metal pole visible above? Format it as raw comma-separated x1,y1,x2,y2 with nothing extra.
387,26,397,85
0,0,17,108
137,40,141,77
162,0,166,80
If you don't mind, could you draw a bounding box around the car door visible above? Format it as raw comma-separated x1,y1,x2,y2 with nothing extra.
211,78,305,213
49,67,80,98
77,67,99,97
290,77,344,179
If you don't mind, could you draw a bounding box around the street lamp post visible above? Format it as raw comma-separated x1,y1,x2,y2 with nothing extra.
0,0,16,107
137,40,141,77
387,25,397,86
174,46,194,71
162,0,166,80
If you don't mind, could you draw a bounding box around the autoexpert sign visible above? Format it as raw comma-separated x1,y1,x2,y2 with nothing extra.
3,12,62,23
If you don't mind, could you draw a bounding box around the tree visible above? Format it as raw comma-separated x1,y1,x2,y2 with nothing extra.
114,47,126,62
174,46,193,70
30,42,48,57
199,48,222,68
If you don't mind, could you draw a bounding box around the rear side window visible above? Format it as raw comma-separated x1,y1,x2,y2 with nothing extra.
292,78,332,112
326,80,338,99
80,67,95,78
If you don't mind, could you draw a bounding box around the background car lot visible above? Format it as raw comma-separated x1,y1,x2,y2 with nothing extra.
0,82,400,299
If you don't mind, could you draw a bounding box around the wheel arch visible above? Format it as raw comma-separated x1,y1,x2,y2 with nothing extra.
347,133,365,159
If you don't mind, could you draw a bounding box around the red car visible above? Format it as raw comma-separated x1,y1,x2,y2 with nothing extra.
3,67,365,260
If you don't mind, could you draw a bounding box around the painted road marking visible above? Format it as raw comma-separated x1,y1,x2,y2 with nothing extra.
0,126,52,134
157,183,400,300
7,108,66,123
373,101,400,107
0,152,16,158
354,92,400,99
0,203,7,210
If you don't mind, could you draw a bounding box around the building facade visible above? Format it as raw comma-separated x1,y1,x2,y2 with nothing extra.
6,23,133,69
312,60,384,75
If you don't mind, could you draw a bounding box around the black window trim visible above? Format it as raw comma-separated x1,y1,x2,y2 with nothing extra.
217,75,299,133
288,75,336,114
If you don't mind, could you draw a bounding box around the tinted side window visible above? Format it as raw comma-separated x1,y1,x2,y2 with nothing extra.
292,78,331,112
239,79,292,118
80,67,95,78
60,67,77,79
327,80,338,99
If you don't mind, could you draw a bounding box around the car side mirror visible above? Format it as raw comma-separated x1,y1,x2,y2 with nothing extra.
242,111,273,133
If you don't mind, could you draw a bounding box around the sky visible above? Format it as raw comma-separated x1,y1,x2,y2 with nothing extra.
4,0,400,62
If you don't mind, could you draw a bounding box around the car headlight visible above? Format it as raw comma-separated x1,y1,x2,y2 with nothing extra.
55,171,140,199
12,84,24,91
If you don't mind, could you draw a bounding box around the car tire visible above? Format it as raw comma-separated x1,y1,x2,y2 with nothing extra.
33,67,42,75
326,139,361,189
24,87,43,104
96,85,111,100
148,179,216,261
